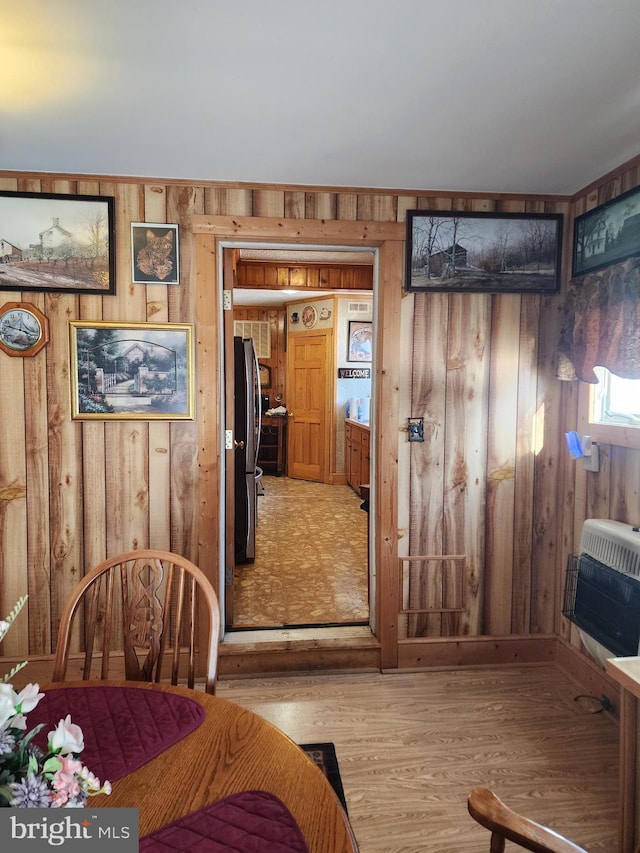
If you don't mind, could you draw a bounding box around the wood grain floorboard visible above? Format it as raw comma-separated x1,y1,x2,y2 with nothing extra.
217,665,618,852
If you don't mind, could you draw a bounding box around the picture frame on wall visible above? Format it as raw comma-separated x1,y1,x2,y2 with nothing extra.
572,184,640,277
405,210,563,294
69,321,194,420
131,222,180,284
258,363,271,389
0,190,115,294
348,321,373,362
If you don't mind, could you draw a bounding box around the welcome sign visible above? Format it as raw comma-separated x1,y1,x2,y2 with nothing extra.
338,367,371,379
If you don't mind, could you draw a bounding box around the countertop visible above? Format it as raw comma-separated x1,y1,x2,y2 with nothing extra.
345,418,370,429
606,656,640,699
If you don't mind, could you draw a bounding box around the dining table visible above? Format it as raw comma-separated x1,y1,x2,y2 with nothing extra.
31,680,359,853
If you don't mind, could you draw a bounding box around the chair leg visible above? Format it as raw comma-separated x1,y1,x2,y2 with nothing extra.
490,831,506,853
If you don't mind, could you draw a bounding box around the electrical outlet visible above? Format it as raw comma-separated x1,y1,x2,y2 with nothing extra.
601,694,614,713
582,436,600,472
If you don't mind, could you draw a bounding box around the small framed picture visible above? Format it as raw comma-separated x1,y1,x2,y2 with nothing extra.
131,223,179,284
258,363,271,389
347,321,373,362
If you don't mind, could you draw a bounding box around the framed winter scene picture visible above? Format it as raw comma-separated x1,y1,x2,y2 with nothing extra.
405,210,563,294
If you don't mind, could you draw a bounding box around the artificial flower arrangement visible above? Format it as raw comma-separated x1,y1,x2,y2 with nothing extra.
0,596,111,807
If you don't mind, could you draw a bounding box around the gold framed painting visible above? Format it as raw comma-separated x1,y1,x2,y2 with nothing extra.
69,321,194,420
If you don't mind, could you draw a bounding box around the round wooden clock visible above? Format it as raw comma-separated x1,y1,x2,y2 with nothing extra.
0,302,50,357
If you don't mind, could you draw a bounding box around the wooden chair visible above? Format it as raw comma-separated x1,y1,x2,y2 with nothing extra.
52,550,220,694
467,788,589,853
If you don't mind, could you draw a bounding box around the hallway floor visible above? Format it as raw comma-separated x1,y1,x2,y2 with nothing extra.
232,476,369,629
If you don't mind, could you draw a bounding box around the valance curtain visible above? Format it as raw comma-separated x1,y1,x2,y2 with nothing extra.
557,255,640,383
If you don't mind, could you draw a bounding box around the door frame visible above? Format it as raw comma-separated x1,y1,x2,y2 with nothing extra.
192,215,404,670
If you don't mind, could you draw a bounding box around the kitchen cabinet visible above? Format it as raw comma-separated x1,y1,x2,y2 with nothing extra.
345,419,370,494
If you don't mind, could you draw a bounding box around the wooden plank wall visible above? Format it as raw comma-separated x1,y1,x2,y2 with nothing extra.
558,156,640,657
232,305,287,405
404,198,570,641
0,165,636,668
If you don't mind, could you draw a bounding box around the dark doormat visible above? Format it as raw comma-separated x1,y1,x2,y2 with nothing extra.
299,742,348,814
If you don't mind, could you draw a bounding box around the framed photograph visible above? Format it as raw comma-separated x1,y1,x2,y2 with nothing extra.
573,185,640,277
131,223,179,284
258,363,271,389
69,321,194,420
348,321,373,362
405,210,563,294
0,190,115,294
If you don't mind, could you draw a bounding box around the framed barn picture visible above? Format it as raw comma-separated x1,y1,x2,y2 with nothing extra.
405,210,563,294
0,191,115,294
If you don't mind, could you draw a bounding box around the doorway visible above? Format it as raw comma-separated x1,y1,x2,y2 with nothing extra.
192,213,404,665
227,253,372,631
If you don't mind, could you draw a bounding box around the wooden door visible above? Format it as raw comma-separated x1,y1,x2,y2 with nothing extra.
286,330,332,482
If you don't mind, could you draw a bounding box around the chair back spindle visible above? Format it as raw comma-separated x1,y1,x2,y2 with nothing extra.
52,550,220,694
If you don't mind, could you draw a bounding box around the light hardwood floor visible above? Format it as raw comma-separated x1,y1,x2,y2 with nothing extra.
232,476,369,628
217,665,619,853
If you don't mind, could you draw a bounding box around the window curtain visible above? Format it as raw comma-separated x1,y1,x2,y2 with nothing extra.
557,255,640,383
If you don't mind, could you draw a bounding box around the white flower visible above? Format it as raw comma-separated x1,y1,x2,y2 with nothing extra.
0,683,19,728
48,715,84,755
0,620,10,641
9,712,27,731
16,683,44,714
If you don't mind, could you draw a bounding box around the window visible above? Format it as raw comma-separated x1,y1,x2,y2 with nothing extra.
592,368,640,427
587,367,640,450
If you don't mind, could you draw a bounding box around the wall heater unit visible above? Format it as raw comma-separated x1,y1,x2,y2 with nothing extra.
563,519,640,666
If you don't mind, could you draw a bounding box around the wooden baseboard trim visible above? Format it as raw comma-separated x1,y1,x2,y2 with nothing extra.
397,635,557,669
9,635,625,695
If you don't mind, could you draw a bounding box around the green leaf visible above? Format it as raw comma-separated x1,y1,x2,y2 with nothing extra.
19,723,45,749
42,756,61,775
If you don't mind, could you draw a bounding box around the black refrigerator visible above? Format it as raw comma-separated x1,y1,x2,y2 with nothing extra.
233,336,261,564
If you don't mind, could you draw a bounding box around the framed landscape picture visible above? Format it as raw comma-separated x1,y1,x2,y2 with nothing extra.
573,184,640,277
405,210,563,294
0,191,115,294
70,321,194,420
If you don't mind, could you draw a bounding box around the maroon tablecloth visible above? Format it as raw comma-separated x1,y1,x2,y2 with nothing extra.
139,790,309,853
29,684,205,782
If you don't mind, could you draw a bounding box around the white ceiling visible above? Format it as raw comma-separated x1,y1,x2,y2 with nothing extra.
4,1,640,196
